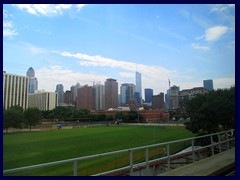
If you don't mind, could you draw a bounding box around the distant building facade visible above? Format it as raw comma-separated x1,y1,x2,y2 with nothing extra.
203,79,213,91
170,85,180,109
3,72,29,110
26,67,38,93
76,85,95,110
55,84,64,106
28,90,58,111
120,83,136,106
152,92,164,110
105,78,118,110
145,88,153,103
94,84,105,111
135,72,142,103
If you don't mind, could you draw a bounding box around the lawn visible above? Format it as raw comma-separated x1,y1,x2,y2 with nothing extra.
3,125,195,175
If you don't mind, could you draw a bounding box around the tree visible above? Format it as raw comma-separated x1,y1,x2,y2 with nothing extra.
24,107,43,131
184,87,235,134
3,106,24,132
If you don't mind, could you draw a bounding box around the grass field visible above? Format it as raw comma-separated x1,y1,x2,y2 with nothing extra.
3,124,195,176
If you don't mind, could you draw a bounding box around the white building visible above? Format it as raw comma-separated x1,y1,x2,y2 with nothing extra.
3,72,29,110
28,90,58,111
94,84,105,111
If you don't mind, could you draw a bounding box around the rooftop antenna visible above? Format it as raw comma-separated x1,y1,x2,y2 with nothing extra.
168,79,171,88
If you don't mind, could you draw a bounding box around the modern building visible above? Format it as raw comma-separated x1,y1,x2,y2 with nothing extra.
28,90,58,111
94,84,105,111
120,83,136,106
64,90,73,105
76,85,95,110
152,92,164,110
55,84,64,106
145,88,153,103
170,85,180,110
179,87,208,109
3,72,29,110
165,89,170,109
105,78,118,110
135,72,142,103
203,79,213,91
26,67,38,93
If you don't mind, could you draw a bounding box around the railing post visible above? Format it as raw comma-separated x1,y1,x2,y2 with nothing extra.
145,148,149,176
226,132,229,150
210,135,214,156
218,134,222,153
129,150,133,176
73,160,77,176
167,144,170,171
191,139,195,162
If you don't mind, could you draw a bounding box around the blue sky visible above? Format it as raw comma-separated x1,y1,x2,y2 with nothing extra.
3,4,235,96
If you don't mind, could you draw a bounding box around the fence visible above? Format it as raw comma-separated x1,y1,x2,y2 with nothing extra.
3,129,235,176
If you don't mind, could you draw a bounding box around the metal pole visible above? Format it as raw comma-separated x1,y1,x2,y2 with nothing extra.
145,148,149,175
167,144,170,171
218,134,222,153
191,139,195,162
226,132,229,150
73,160,77,176
130,150,133,176
210,135,214,156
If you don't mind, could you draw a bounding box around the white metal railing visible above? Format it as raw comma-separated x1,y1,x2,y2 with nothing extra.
3,129,235,176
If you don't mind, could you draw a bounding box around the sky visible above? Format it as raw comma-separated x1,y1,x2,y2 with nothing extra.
3,4,235,98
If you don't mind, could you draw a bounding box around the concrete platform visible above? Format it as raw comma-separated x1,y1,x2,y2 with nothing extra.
159,147,235,176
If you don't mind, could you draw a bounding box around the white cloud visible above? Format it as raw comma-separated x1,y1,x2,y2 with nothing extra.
213,77,235,90
198,26,228,41
3,9,18,37
35,66,108,91
192,43,210,51
209,4,235,14
12,4,86,16
119,72,135,78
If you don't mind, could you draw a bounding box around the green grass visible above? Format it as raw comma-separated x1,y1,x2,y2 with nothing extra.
3,125,195,175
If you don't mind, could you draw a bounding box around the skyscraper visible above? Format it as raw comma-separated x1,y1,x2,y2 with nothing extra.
105,78,118,110
145,88,153,103
94,84,105,111
152,92,164,110
3,72,29,110
135,71,142,104
76,85,94,110
120,83,136,106
26,67,38,93
55,84,64,105
203,79,213,91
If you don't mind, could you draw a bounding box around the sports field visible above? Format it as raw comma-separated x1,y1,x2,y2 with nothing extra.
3,124,195,176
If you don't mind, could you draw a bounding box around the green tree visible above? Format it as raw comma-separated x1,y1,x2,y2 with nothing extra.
184,87,235,134
24,107,43,131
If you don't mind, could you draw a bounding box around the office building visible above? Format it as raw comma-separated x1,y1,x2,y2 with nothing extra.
26,67,38,93
203,79,213,91
152,92,164,110
55,84,64,106
170,85,180,109
28,90,58,111
105,78,118,110
135,72,142,103
120,83,136,106
3,72,29,110
76,85,95,110
145,88,153,103
94,84,105,111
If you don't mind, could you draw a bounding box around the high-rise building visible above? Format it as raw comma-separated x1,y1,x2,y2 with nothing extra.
152,92,164,110
94,84,105,111
55,84,64,105
203,79,213,91
145,88,153,103
64,90,72,105
105,78,118,110
3,72,29,110
170,85,180,110
76,85,94,110
135,72,142,103
26,67,38,93
28,90,58,111
120,83,136,106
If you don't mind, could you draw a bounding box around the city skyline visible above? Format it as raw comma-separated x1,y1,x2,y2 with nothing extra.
3,4,235,95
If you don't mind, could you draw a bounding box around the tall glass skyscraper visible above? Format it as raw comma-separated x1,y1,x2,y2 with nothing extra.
26,67,38,93
203,79,213,91
55,84,64,105
135,71,142,104
145,88,153,103
120,83,136,106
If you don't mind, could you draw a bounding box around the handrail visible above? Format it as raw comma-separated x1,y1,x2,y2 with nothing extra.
3,129,235,176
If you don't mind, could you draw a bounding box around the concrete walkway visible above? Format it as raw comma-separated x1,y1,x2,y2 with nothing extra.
159,147,235,176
